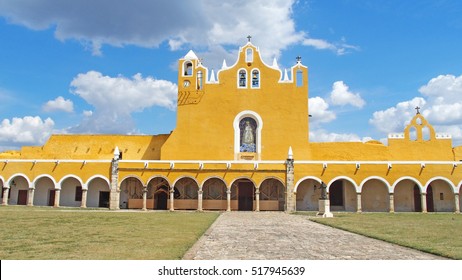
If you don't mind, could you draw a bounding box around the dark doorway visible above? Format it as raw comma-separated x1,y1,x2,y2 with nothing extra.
413,185,422,212
329,180,344,207
17,190,28,205
427,185,434,212
99,191,110,208
155,191,168,210
48,190,56,206
238,182,254,211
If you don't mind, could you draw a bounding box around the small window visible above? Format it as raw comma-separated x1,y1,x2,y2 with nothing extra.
75,186,83,201
246,48,253,63
251,70,259,88
197,71,203,90
184,61,193,76
239,70,247,88
296,70,303,87
440,193,444,200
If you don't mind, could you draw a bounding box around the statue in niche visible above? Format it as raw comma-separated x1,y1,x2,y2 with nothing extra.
240,118,256,152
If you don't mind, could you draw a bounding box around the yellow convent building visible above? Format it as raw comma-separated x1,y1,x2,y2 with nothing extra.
1,40,461,214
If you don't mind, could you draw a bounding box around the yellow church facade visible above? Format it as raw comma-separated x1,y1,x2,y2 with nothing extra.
1,40,461,214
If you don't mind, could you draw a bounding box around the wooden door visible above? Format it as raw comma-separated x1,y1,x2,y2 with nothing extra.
17,190,28,205
99,191,110,208
48,190,56,206
155,192,168,210
238,182,254,211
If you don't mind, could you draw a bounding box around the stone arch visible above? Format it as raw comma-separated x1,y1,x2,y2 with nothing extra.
327,176,358,212
148,176,171,210
86,175,110,188
87,177,110,208
231,178,256,211
425,177,456,212
202,177,227,211
259,177,285,211
360,177,390,212
295,177,323,211
33,175,57,206
7,174,31,205
60,175,84,207
119,176,144,209
173,177,199,210
392,177,423,212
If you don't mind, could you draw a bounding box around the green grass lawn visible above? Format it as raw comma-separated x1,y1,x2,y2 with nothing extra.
0,206,219,260
304,212,462,259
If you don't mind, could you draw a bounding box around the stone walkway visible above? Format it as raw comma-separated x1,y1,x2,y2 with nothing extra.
183,212,445,260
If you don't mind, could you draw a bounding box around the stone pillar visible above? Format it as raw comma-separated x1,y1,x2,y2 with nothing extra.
197,190,203,212
53,189,61,208
2,187,9,205
226,189,231,212
285,150,295,212
27,188,35,206
356,193,362,213
142,186,147,211
421,193,427,213
454,193,460,214
109,152,120,210
81,189,87,208
169,188,175,211
389,193,395,213
317,182,333,218
255,189,260,212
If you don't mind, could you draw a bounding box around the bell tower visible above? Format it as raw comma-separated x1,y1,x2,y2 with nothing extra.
177,50,206,106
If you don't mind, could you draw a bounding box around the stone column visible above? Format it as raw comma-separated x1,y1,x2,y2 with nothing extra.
356,193,362,213
389,193,395,213
421,193,427,213
197,190,203,212
142,186,147,211
226,189,231,212
53,189,61,208
27,188,35,206
285,149,295,212
169,188,175,211
454,193,460,214
109,150,120,210
81,189,88,208
2,187,9,205
255,189,260,212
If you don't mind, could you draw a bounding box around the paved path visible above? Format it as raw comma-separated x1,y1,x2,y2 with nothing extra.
183,212,445,260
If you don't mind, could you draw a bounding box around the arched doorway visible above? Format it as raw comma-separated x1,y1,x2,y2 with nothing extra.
295,178,321,211
148,177,170,210
394,178,421,212
426,179,455,212
328,179,357,212
8,176,29,205
174,177,199,210
87,177,110,208
60,177,83,207
361,179,390,212
259,178,285,211
119,177,144,209
231,179,255,211
33,177,56,206
202,178,227,211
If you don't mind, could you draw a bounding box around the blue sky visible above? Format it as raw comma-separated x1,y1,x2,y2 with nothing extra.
1,0,462,151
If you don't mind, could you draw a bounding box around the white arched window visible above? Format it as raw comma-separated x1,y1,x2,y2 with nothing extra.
233,111,263,157
183,61,193,76
251,69,260,88
238,69,247,88
246,48,253,63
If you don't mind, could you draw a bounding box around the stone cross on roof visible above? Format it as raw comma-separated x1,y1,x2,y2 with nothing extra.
415,106,421,114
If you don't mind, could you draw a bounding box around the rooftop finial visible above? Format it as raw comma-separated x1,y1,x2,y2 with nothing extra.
247,35,252,42
415,106,421,114
296,55,302,63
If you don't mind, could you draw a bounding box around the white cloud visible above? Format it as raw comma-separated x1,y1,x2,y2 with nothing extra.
0,0,357,68
330,81,365,108
0,116,54,147
309,129,372,143
308,96,336,125
69,71,177,133
42,96,74,113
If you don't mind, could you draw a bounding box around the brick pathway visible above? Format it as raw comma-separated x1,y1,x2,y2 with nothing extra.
183,211,445,260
